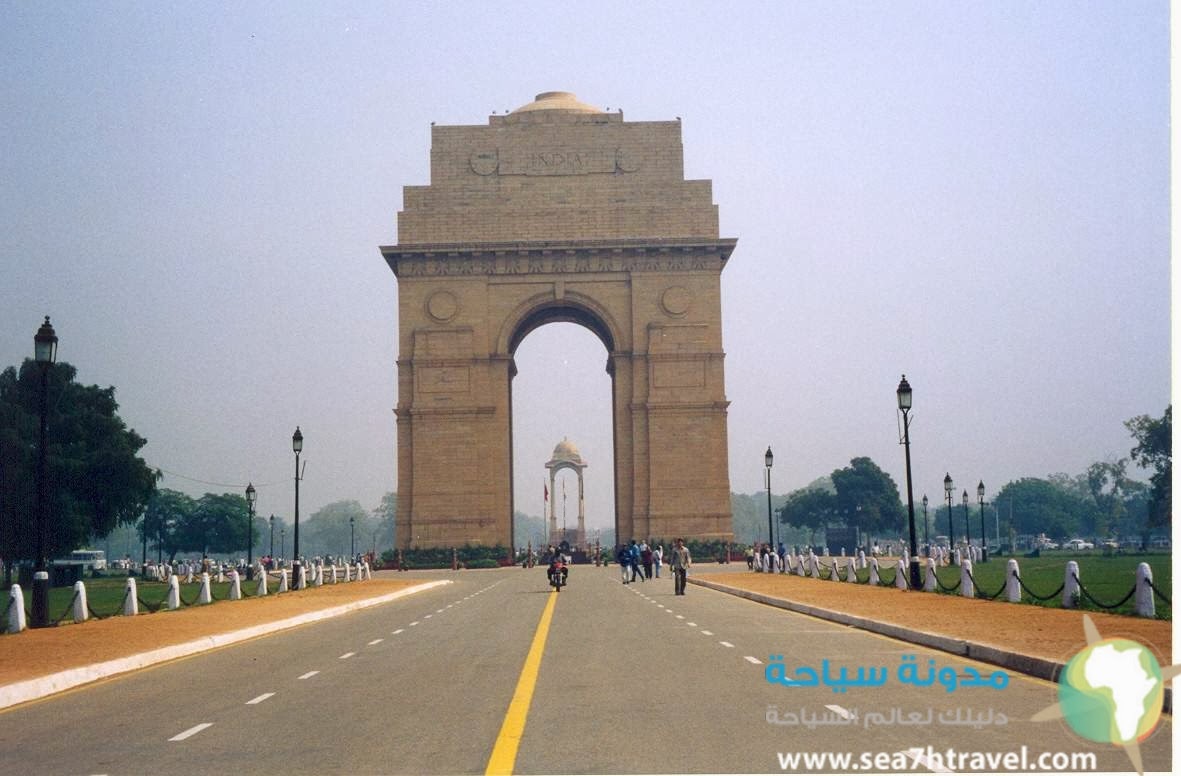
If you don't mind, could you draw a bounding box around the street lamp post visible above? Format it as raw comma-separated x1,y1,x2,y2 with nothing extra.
764,447,774,552
896,376,921,590
31,316,57,628
350,515,355,560
944,474,954,563
269,515,275,560
921,494,929,553
292,427,303,588
962,490,971,555
245,483,256,580
977,481,987,562
280,527,286,561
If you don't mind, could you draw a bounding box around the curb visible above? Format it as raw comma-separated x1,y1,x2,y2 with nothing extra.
0,579,452,711
690,577,1173,713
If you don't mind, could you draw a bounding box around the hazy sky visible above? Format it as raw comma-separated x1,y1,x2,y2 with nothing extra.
0,2,1169,536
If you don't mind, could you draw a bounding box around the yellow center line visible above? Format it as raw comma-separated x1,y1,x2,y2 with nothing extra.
484,590,559,775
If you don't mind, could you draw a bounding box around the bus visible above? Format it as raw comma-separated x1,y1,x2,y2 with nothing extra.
53,549,107,571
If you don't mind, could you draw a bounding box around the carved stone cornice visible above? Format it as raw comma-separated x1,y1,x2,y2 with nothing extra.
381,238,736,277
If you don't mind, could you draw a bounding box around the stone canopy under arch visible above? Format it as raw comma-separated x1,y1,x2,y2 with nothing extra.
381,91,736,550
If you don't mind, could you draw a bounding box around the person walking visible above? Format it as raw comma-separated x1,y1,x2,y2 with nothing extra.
653,544,664,578
640,542,653,579
629,539,644,582
616,544,631,584
670,537,692,595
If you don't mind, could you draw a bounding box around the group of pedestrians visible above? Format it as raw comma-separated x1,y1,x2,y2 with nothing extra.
615,538,692,594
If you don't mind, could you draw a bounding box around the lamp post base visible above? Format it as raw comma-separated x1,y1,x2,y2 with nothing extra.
31,570,49,628
291,560,302,590
909,559,922,591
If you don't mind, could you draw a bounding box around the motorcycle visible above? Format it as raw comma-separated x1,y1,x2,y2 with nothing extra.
547,562,567,592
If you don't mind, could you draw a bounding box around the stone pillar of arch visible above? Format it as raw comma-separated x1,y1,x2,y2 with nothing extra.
545,438,587,547
382,91,735,550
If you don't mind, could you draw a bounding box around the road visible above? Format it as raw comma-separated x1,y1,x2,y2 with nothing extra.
0,565,1172,774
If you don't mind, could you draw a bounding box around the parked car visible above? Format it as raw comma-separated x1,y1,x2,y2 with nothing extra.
1064,539,1094,550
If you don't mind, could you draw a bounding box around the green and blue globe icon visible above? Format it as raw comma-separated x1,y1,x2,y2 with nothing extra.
1056,637,1164,745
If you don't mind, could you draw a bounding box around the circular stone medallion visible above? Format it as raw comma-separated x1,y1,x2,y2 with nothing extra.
426,291,459,322
660,286,693,317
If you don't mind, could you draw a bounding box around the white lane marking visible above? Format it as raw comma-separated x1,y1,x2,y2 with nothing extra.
687,622,697,627
424,614,433,619
392,628,404,635
298,671,319,679
339,652,356,659
436,608,445,613
368,639,384,646
657,604,665,609
446,604,453,608
720,641,735,648
825,704,854,719
675,614,685,619
246,693,275,705
409,621,420,626
169,723,212,741
701,630,714,636
745,656,762,664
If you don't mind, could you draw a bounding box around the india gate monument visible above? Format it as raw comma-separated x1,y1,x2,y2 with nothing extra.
381,91,736,550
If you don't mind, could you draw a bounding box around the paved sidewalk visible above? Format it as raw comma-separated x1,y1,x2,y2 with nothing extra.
690,568,1173,709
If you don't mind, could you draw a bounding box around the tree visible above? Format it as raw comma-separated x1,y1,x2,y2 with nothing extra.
139,489,196,563
779,487,838,547
830,457,906,540
0,360,158,578
174,492,252,560
1126,406,1171,536
304,500,370,559
993,478,1093,541
372,492,397,554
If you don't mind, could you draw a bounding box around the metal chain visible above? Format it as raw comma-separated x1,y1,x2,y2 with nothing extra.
1147,578,1172,606
933,571,961,593
962,566,1007,601
1015,574,1064,602
1072,573,1136,611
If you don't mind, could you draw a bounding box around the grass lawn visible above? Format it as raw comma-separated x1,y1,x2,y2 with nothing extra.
6,573,295,624
847,552,1171,620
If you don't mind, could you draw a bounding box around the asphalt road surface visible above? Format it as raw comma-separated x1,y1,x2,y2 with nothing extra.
0,565,1172,774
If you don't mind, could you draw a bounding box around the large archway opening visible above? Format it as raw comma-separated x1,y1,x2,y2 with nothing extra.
510,318,616,554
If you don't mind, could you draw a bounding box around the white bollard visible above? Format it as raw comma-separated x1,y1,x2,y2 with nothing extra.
185,566,194,584
845,557,856,583
8,584,27,633
960,559,975,598
1135,562,1154,618
896,558,907,589
331,565,339,584
1006,559,1021,603
72,580,89,622
123,577,139,616
924,557,937,592
199,573,212,604
313,564,323,587
257,571,268,597
217,568,225,584
167,574,181,610
346,563,353,582
297,564,307,589
868,557,880,586
278,568,289,593
953,548,962,567
858,550,867,570
363,562,372,580
1063,561,1080,609
228,570,242,601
